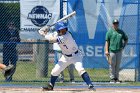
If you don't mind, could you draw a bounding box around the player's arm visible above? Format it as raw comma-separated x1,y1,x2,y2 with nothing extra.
105,41,109,56
105,41,109,54
122,32,128,49
39,26,57,43
44,33,57,43
105,32,111,65
105,31,110,56
38,26,50,36
123,39,128,49
105,40,112,65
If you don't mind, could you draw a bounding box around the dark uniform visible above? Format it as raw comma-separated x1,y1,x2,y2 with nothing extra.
3,22,20,81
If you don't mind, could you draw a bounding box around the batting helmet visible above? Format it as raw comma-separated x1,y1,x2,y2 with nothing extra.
55,22,67,31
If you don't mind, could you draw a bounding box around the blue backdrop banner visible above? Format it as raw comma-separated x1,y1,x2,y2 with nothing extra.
68,0,138,69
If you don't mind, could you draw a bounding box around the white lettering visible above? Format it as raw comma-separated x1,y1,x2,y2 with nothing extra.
79,46,85,56
20,28,39,31
95,46,103,57
79,45,137,57
86,46,94,56
48,13,52,19
123,47,137,57
28,14,52,19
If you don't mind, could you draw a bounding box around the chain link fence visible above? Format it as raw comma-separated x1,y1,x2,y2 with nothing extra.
0,0,139,87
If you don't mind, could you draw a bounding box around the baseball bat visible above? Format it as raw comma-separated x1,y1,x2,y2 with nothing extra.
49,11,76,27
38,11,76,34
106,55,111,65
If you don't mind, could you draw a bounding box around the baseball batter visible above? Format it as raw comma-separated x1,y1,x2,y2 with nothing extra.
39,22,96,91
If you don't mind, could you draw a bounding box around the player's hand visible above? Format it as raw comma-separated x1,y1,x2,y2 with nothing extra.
105,51,109,56
38,30,47,36
38,26,50,36
105,52,111,65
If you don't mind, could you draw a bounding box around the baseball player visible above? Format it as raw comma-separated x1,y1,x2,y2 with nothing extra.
39,22,96,91
0,63,14,78
53,43,75,83
105,19,128,83
3,22,20,81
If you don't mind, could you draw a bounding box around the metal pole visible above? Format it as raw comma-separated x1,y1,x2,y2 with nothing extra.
36,40,49,77
137,0,140,81
136,0,140,81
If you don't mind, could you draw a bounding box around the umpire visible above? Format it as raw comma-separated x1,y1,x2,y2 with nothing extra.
3,22,20,81
105,19,128,83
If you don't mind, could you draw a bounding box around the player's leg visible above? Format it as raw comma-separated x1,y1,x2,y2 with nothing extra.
6,56,17,81
42,56,70,90
50,60,69,86
115,51,122,83
42,63,68,90
3,46,11,81
109,52,116,83
3,51,10,66
74,61,96,91
55,51,64,82
58,71,64,82
3,44,10,66
6,49,18,82
50,62,66,86
67,64,75,82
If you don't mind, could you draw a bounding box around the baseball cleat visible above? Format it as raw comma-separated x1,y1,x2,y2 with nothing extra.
70,79,75,83
110,79,115,84
42,83,53,91
115,79,121,83
88,84,96,91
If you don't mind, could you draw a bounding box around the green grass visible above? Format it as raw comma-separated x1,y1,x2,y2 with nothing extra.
9,61,110,81
0,61,140,86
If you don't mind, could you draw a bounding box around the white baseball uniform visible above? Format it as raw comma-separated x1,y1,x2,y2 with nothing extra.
45,31,85,76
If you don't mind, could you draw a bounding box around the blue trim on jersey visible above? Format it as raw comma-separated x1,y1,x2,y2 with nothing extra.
56,39,59,43
57,37,62,44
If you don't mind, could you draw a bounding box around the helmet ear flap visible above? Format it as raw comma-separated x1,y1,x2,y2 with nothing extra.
65,28,68,31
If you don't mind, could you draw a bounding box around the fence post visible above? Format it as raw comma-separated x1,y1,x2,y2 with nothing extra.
136,0,140,81
36,40,49,77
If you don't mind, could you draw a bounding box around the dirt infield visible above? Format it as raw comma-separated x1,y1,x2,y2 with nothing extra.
0,87,140,93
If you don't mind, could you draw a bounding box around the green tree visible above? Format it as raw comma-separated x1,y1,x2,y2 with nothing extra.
0,3,20,30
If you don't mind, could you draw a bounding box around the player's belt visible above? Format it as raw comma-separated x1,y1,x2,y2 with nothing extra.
65,50,78,57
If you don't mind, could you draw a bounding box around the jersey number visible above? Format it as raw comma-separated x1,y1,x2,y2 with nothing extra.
63,45,68,49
